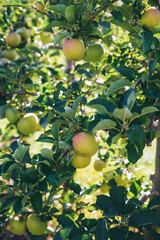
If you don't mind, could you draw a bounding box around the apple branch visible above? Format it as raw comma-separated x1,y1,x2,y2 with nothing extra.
87,0,118,24
1,91,38,96
30,5,55,19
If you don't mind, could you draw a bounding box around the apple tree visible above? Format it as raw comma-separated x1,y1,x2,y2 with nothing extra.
1,0,160,239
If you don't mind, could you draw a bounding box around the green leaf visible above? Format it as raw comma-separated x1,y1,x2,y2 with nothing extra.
95,219,109,240
41,20,69,31
0,105,7,119
30,192,43,214
129,210,160,227
126,142,143,164
51,122,59,140
96,195,113,212
113,107,132,121
109,186,126,206
0,196,19,212
2,0,30,7
36,136,55,143
110,226,128,240
126,125,146,152
93,119,117,132
59,141,72,150
50,4,67,16
130,181,141,197
53,31,70,46
141,106,159,115
107,79,131,96
13,145,29,162
65,5,75,23
142,29,153,53
115,66,135,80
148,195,160,210
57,214,79,228
54,227,72,240
72,95,82,112
7,162,22,172
64,106,75,119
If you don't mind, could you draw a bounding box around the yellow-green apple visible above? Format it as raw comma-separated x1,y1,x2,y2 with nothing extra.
140,7,160,29
71,153,91,168
85,44,104,62
5,107,19,123
16,28,31,41
94,160,106,171
26,214,47,235
3,49,18,60
17,113,39,135
63,39,85,61
9,216,26,235
5,32,21,47
73,132,98,157
100,183,111,194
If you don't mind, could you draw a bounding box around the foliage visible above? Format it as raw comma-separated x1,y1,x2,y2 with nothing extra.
1,0,160,239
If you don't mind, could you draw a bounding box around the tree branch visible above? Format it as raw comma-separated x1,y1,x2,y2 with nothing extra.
1,91,38,96
88,0,118,24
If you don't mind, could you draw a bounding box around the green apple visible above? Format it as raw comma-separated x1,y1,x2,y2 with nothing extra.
26,214,47,235
94,160,106,171
9,216,26,235
73,132,98,157
5,32,21,47
5,107,19,123
85,44,104,62
71,153,91,168
17,113,39,135
16,28,31,41
100,183,111,194
140,7,160,29
63,39,85,61
3,49,18,60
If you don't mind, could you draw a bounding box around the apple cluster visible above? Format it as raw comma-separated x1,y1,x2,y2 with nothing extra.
63,39,104,62
8,213,47,236
4,107,39,135
71,132,99,169
2,28,31,61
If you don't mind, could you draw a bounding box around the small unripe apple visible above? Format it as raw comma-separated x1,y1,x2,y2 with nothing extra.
16,28,31,41
85,44,104,62
35,2,45,12
140,7,160,29
27,214,47,235
71,153,91,168
63,39,85,61
5,107,19,123
17,113,39,135
5,32,21,47
3,49,18,60
100,183,111,194
9,216,26,235
73,132,98,157
94,160,106,171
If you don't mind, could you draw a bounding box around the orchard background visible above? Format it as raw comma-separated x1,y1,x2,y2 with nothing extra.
1,0,160,239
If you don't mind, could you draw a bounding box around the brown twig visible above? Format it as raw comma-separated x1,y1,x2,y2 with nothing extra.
87,0,118,24
1,91,38,96
31,5,55,19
